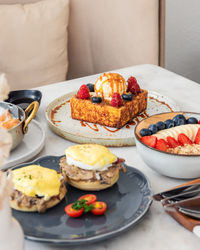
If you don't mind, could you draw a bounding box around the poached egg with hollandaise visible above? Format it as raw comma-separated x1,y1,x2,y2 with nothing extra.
60,144,125,191
65,144,117,171
12,165,61,200
10,165,67,212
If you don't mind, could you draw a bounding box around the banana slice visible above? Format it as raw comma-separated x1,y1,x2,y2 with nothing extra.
155,124,200,141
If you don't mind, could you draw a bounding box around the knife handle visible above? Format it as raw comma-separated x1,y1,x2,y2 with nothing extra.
174,178,200,188
166,207,200,237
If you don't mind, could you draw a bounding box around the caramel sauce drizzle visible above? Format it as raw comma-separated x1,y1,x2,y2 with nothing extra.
149,96,174,112
125,111,149,129
144,111,149,117
51,100,69,125
103,126,120,133
80,121,99,131
80,121,86,127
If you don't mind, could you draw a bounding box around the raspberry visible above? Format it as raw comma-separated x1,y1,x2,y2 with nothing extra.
111,93,123,107
77,85,90,99
127,76,141,94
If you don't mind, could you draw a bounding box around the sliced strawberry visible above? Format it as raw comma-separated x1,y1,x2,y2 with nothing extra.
166,136,180,148
194,128,200,144
178,133,193,146
155,139,169,152
198,121,200,124
141,136,157,148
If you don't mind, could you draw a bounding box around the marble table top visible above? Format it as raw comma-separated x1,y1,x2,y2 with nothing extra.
25,64,200,250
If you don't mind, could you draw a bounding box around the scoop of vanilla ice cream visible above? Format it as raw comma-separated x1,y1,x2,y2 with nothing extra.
94,73,127,100
0,74,10,101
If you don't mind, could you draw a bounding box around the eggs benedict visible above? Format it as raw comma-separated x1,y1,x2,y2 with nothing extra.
60,144,126,191
9,165,67,213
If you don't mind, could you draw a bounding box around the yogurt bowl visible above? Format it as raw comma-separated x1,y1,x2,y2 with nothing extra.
134,112,200,179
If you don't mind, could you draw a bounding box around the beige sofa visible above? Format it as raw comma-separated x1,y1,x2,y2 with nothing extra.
0,0,165,89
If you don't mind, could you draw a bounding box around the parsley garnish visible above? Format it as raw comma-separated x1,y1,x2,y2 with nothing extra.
29,175,32,180
72,199,94,213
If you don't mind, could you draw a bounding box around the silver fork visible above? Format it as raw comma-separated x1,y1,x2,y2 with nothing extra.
163,194,200,220
178,207,200,219
152,184,200,220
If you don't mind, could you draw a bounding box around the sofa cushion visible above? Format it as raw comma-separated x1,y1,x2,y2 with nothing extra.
0,0,69,90
67,0,159,79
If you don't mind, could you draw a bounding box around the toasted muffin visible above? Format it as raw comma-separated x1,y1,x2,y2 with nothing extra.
60,144,126,191
9,165,67,213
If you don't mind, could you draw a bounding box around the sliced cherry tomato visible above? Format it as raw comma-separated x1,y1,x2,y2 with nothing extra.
78,194,97,205
65,203,84,218
91,201,107,215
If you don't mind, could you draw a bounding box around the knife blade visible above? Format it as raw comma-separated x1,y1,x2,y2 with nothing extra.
160,189,200,205
152,183,200,201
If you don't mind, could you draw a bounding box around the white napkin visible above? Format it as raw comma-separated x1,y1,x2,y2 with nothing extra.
0,73,10,101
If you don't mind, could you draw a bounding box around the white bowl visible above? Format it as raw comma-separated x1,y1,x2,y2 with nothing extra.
134,111,200,179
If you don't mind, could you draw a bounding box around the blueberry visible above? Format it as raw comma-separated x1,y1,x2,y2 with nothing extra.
164,119,175,129
173,114,186,126
122,93,133,101
139,128,152,137
91,96,102,103
156,121,165,130
148,124,158,134
187,117,198,124
86,83,94,92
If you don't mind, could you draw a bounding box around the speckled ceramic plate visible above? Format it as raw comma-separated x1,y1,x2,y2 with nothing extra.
45,91,180,146
12,155,152,245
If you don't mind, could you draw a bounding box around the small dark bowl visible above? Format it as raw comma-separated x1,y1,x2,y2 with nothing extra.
5,90,42,110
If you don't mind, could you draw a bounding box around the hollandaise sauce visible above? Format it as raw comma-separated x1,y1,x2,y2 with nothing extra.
12,165,61,200
65,144,117,171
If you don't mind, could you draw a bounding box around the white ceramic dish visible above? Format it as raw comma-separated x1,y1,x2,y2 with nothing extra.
45,91,180,147
2,120,45,170
135,112,200,179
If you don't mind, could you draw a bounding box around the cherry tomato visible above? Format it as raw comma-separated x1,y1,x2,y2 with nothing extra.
65,203,84,218
91,201,107,215
78,194,97,205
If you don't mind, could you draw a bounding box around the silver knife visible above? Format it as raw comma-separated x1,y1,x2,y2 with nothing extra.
152,183,200,201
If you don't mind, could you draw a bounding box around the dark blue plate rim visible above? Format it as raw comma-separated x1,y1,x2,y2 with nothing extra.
11,155,152,245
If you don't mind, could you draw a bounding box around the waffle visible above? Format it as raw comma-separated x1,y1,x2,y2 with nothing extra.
70,89,148,128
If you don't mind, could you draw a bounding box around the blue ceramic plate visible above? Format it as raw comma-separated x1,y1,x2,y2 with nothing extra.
12,155,152,245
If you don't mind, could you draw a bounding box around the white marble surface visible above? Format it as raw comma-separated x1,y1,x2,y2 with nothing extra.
24,64,200,250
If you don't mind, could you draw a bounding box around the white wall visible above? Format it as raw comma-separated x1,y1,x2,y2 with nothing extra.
166,0,200,83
